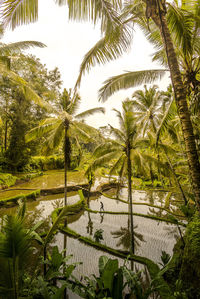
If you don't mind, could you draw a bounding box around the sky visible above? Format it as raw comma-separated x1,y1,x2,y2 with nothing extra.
1,0,171,128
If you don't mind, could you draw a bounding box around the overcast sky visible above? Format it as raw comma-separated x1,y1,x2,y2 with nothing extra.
1,0,171,128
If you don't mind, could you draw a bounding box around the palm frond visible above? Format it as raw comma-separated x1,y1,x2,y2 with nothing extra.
109,124,126,143
46,121,64,150
99,69,167,102
158,142,178,155
0,41,46,55
1,0,39,30
67,91,81,116
156,99,177,145
112,108,125,130
86,150,120,175
109,153,126,175
25,118,62,142
67,0,122,34
75,107,105,119
75,22,132,89
167,3,194,57
71,121,100,138
152,48,167,66
71,122,92,142
92,141,120,158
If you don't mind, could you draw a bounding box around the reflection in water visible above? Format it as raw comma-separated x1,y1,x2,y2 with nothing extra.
86,212,93,235
0,186,181,286
164,223,185,245
100,212,104,224
52,198,64,209
142,190,167,207
148,207,167,218
111,221,145,251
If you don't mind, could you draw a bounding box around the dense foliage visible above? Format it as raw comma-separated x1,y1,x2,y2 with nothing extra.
0,0,200,298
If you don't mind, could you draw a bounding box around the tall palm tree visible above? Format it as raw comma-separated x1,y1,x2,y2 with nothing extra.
136,1,200,209
86,99,147,256
97,0,200,210
26,88,105,207
142,1,200,112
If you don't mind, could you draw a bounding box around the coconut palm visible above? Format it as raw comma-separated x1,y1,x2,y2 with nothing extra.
26,88,105,207
99,0,200,209
142,1,200,112
69,0,200,208
86,99,149,256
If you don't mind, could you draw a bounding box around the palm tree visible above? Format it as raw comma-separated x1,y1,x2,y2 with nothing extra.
26,88,105,207
86,99,147,256
99,0,200,209
142,1,200,112
132,84,188,201
73,0,200,209
131,84,165,136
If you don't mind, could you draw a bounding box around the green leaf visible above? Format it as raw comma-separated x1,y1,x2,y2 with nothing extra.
112,268,123,299
101,258,119,293
99,256,109,275
51,284,66,299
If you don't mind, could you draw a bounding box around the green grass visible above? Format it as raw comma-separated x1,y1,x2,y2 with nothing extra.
0,173,18,188
0,190,40,206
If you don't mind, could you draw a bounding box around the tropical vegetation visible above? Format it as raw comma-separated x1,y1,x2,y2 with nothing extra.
0,0,199,298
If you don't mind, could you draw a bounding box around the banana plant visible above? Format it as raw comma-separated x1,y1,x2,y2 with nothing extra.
68,255,162,299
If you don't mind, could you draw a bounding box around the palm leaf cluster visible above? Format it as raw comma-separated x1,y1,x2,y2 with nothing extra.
26,88,105,156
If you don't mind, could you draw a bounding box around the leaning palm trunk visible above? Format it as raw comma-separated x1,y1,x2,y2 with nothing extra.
147,0,200,210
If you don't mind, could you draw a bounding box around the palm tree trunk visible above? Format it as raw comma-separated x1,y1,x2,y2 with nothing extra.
148,0,200,211
4,119,8,152
127,144,134,256
64,123,68,207
63,119,69,299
